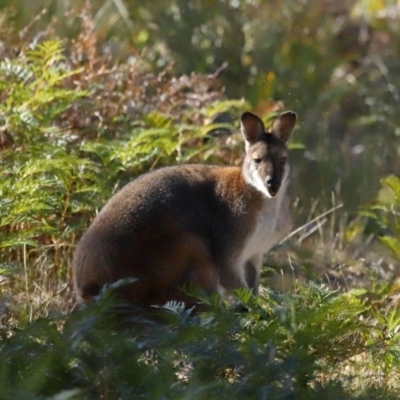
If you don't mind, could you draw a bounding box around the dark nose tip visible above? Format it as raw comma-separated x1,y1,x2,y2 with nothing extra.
266,177,279,196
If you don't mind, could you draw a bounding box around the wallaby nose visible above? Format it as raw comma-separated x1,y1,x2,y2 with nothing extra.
266,176,278,196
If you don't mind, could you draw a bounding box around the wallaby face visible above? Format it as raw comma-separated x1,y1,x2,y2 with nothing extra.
241,111,295,198
73,111,296,311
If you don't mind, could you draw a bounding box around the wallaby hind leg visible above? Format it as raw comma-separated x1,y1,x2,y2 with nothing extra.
112,232,220,309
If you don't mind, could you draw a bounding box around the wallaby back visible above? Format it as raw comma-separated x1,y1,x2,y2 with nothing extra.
72,111,296,309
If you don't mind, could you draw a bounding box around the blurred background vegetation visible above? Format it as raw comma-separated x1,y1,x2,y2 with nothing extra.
1,1,400,398
2,0,400,210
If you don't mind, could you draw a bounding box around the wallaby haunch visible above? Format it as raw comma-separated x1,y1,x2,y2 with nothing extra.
73,111,296,309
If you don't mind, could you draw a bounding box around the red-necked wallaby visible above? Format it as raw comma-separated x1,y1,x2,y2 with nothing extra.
73,111,296,309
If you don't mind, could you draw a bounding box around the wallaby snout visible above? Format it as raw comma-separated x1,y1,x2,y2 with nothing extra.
73,110,297,311
266,175,278,197
265,161,287,197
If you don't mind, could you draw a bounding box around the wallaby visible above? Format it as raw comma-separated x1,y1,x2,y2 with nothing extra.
73,111,296,310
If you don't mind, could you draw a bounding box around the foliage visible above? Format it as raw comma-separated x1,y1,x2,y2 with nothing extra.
0,21,245,320
367,175,400,261
0,3,399,400
2,0,400,214
1,284,400,400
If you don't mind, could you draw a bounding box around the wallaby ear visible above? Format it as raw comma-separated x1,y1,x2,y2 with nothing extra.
240,112,265,143
270,111,297,142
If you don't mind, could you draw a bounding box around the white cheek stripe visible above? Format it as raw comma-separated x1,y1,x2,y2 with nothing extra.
243,166,272,198
243,163,290,198
254,171,272,198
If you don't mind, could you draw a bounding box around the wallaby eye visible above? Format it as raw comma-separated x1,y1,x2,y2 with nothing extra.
253,158,262,165
280,157,287,164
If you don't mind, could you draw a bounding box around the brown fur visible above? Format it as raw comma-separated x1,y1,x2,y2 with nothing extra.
72,111,296,309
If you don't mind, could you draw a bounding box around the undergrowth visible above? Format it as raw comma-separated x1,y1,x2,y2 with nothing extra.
1,285,400,400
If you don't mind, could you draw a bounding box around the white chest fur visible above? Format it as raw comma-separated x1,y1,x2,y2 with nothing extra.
234,184,291,287
242,196,282,260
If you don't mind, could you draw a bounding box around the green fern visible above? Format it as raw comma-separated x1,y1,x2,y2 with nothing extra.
0,40,85,144
1,283,400,399
368,175,400,260
0,60,33,83
380,236,400,261
26,40,65,68
384,175,400,204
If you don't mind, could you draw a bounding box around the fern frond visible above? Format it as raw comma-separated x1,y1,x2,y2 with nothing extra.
203,99,250,118
26,40,65,67
18,109,38,127
383,175,400,203
158,301,187,315
232,288,253,305
380,236,400,260
0,60,33,83
0,261,22,275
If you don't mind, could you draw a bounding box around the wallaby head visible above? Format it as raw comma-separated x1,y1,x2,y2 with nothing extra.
241,111,296,198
